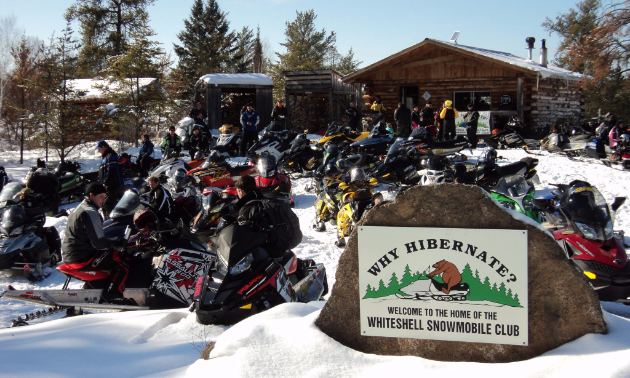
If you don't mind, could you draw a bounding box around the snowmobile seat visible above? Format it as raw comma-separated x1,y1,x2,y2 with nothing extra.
430,136,468,149
431,279,470,293
56,264,110,281
497,161,528,177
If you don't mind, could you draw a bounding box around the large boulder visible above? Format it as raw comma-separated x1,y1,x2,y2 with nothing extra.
315,184,606,363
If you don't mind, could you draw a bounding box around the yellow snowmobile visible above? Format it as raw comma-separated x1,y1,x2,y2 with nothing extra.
316,122,369,150
335,169,382,247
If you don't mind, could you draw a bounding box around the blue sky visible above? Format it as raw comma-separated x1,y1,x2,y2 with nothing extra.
2,0,583,69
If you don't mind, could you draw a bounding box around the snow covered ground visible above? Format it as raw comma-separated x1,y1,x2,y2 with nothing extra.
1,143,630,377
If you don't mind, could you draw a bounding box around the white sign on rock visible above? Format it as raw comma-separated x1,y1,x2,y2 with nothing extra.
358,226,528,346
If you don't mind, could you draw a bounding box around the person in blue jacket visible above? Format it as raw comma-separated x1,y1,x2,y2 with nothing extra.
240,104,259,156
137,134,154,175
96,140,124,220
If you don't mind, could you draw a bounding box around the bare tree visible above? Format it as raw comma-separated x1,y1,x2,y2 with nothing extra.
0,16,23,123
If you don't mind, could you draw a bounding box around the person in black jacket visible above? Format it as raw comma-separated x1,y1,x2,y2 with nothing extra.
62,183,135,306
97,140,124,220
147,176,174,223
346,101,360,131
464,103,480,148
188,125,209,156
394,102,412,138
270,99,287,129
419,101,434,127
411,105,421,129
189,102,207,129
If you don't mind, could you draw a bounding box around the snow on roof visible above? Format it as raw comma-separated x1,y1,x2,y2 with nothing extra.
430,39,585,80
199,73,273,87
64,78,157,100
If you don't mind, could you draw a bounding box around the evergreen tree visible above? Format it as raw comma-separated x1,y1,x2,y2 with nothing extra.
499,282,507,297
388,272,400,290
35,23,97,162
66,0,155,77
252,26,263,74
99,16,167,146
401,265,414,286
174,0,237,92
230,26,254,73
378,279,386,292
335,48,362,75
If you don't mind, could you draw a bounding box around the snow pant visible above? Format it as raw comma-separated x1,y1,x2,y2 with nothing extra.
466,124,478,148
396,122,411,138
68,249,131,296
444,122,457,140
240,129,259,156
103,186,125,220
137,156,154,173
436,122,444,141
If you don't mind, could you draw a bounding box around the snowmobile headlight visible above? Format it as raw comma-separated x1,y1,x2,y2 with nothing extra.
9,225,23,236
574,222,599,240
229,253,254,275
217,255,228,276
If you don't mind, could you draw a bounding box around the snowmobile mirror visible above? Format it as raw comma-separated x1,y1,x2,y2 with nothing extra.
611,197,626,212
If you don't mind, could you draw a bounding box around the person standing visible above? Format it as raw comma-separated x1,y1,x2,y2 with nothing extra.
189,102,208,129
240,104,260,156
411,104,421,129
137,134,154,175
346,101,360,131
270,99,287,130
96,140,124,221
161,126,182,156
394,102,412,138
463,103,480,148
440,100,459,140
420,101,434,127
370,95,386,114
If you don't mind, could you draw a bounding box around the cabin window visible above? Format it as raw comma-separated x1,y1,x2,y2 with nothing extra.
452,91,491,111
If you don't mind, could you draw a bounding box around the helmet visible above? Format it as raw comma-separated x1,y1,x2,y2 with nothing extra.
133,209,158,232
169,168,188,192
257,153,278,178
193,151,205,161
1,206,27,236
202,150,225,168
410,127,427,140
479,147,497,169
621,134,630,146
335,159,349,171
350,168,367,182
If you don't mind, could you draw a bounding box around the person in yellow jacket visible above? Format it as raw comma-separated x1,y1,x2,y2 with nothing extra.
370,95,387,114
440,100,459,140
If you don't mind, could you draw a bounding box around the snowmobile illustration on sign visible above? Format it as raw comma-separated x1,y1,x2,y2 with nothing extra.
395,260,470,301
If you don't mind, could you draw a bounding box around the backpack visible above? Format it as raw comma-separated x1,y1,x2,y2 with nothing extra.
256,199,302,257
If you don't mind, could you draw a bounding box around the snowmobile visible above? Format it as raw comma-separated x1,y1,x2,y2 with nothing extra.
344,122,395,170
119,153,159,178
316,122,370,151
187,150,256,189
0,201,61,282
193,222,327,325
370,138,421,186
454,148,541,222
280,133,324,174
532,180,630,303
255,152,294,206
420,155,458,185
395,278,470,301
191,189,239,245
485,117,548,150
25,161,92,211
1,210,214,322
247,123,296,164
215,124,242,157
334,168,382,248
541,124,594,156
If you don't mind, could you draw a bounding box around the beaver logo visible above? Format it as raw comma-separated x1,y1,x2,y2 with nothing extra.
427,259,462,294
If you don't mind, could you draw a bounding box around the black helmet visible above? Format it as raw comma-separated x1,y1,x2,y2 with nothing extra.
410,127,427,140
335,159,349,171
257,152,278,178
133,209,158,232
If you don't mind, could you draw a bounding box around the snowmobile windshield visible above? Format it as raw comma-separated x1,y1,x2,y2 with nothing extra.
202,151,226,169
267,122,284,132
384,138,406,164
110,190,141,218
257,154,278,178
561,185,613,240
210,224,268,267
0,182,23,207
493,175,530,197
289,135,306,154
369,123,387,138
324,123,340,137
1,205,27,236
323,144,340,167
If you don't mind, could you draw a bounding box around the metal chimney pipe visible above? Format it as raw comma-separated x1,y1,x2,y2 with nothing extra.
525,37,536,61
540,39,548,67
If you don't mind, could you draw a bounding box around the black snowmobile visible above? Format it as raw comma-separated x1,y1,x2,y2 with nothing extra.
247,123,297,164
345,123,394,170
280,133,324,174
194,222,327,325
